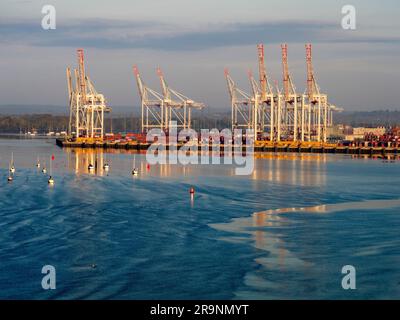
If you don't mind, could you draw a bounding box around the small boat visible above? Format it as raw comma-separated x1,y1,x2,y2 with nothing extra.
103,163,110,171
42,167,47,174
7,175,13,182
36,156,40,168
88,164,94,171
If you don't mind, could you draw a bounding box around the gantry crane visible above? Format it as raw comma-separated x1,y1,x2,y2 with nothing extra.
157,67,205,131
257,44,280,141
225,43,342,143
247,70,262,135
305,43,332,142
281,44,305,142
133,65,164,132
66,49,111,140
134,66,205,133
225,68,254,133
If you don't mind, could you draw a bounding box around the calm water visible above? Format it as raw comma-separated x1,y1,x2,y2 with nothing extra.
0,137,399,299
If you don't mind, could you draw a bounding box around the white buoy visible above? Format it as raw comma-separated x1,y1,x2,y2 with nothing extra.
10,152,15,173
48,176,54,185
132,155,139,176
7,175,13,182
48,155,54,185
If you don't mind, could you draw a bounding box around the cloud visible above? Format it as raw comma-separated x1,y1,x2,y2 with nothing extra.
1,18,400,51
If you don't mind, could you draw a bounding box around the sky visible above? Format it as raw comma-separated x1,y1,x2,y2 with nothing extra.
0,0,400,113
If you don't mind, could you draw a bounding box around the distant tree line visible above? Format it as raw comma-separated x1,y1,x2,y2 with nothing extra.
1,110,399,134
0,114,231,134
334,110,400,127
0,114,69,133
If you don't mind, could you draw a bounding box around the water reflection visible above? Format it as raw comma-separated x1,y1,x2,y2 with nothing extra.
210,197,400,298
256,198,400,215
61,149,330,188
210,208,307,275
250,153,328,186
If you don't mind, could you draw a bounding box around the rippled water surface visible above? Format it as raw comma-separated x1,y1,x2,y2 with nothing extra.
0,137,399,299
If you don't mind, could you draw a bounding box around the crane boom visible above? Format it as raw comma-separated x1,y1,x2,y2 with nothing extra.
66,67,72,103
224,68,235,101
133,65,145,100
77,49,87,104
248,70,259,98
281,43,297,102
281,44,290,100
306,43,320,101
157,67,170,100
257,44,267,101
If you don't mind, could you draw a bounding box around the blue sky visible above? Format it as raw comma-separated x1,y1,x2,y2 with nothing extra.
0,0,400,112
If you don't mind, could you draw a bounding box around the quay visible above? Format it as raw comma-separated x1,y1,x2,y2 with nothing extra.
56,138,399,155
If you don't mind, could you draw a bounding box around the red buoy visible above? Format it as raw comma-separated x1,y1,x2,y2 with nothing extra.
189,187,195,194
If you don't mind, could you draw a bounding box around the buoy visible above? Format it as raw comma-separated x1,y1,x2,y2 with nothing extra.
189,187,195,194
103,163,110,171
7,176,13,182
48,176,54,185
9,152,15,173
132,155,139,176
88,164,94,171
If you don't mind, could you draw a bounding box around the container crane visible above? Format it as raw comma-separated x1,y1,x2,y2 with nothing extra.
66,49,111,141
281,44,304,142
225,68,254,132
257,44,278,141
133,65,164,132
156,67,205,131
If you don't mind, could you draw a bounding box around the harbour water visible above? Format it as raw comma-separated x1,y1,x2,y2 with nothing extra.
0,136,399,299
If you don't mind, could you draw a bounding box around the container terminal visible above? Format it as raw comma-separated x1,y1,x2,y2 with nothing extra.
57,46,400,155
